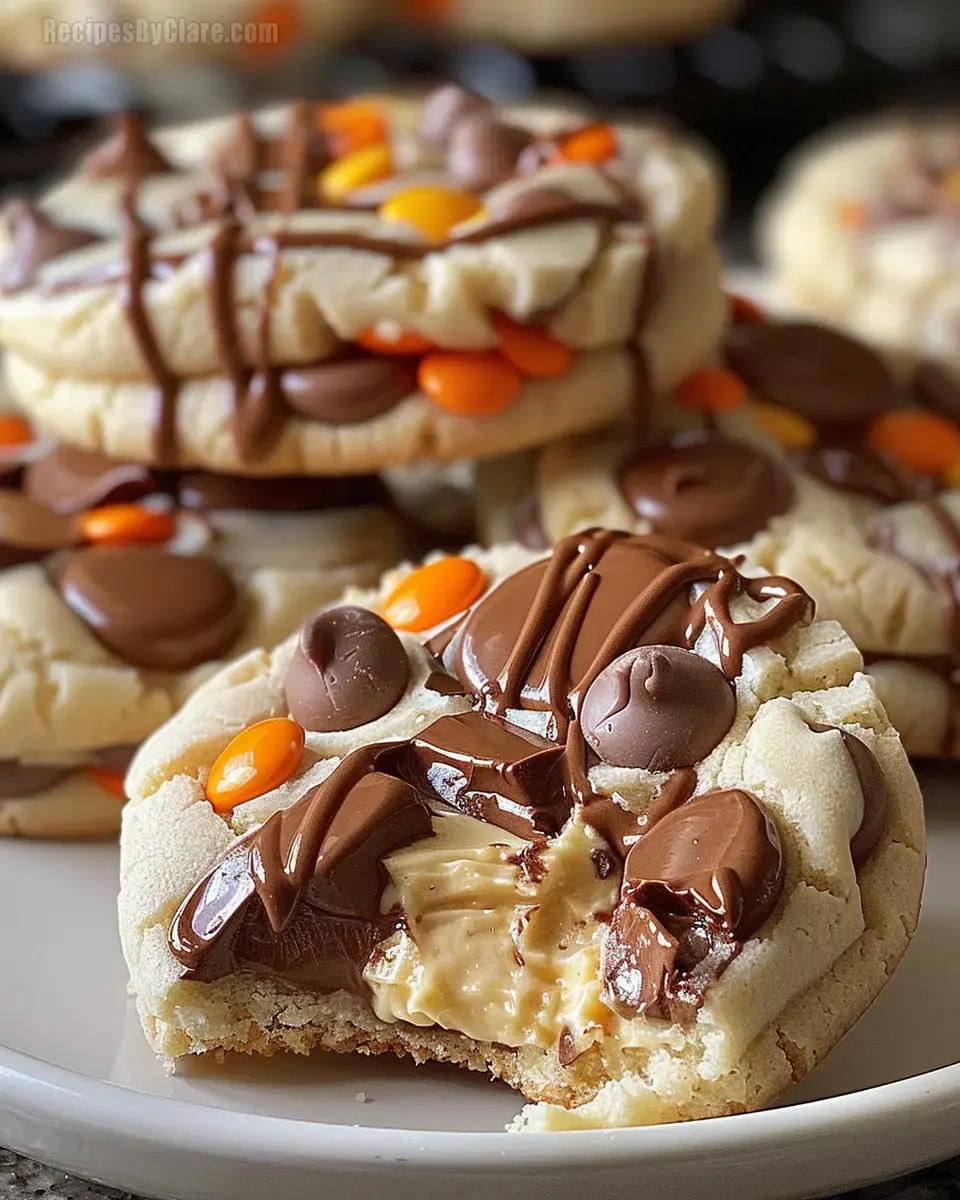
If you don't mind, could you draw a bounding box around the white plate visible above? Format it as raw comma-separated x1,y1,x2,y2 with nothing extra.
0,766,957,1200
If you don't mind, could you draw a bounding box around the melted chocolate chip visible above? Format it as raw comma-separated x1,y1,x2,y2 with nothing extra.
603,788,783,1022
0,492,79,567
284,606,410,733
445,113,532,193
809,723,888,867
620,435,794,548
81,113,172,179
171,742,433,986
0,200,98,294
58,547,246,670
419,84,489,145
23,445,158,515
581,646,736,771
725,322,899,432
391,710,567,839
282,357,416,425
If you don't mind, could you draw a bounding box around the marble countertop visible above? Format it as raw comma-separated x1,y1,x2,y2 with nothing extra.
3,1149,960,1200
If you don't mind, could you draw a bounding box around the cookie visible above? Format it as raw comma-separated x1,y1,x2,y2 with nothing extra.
0,92,725,474
759,112,960,367
478,312,960,758
0,1,378,70
0,440,403,839
406,0,741,50
118,531,923,1129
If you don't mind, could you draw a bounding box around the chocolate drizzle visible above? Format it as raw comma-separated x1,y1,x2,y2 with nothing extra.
171,532,810,1012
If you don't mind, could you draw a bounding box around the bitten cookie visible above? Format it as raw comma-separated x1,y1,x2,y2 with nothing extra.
119,530,923,1130
0,439,403,838
0,90,724,475
478,310,960,758
759,112,960,368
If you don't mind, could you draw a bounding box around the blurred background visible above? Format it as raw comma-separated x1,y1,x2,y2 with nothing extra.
1,0,958,245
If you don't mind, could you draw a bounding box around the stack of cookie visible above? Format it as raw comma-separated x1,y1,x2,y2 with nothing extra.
0,90,728,836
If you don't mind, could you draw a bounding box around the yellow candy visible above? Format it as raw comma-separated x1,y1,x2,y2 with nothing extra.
942,169,960,208
750,402,816,451
379,186,485,241
944,454,960,489
319,143,393,201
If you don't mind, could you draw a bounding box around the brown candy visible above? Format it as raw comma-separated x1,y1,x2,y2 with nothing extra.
282,358,416,425
798,445,915,505
580,645,735,771
81,113,173,179
725,321,899,431
603,788,783,1021
23,445,158,515
58,547,246,671
0,200,99,294
419,85,489,145
445,113,532,193
0,492,79,567
619,435,794,548
284,606,410,733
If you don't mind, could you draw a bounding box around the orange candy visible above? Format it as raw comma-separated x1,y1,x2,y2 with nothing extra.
493,313,575,378
320,99,388,158
0,416,33,447
379,186,486,241
357,328,434,356
836,200,866,229
79,504,176,547
243,0,300,58
86,765,126,800
406,0,450,19
418,352,521,416
675,368,747,413
205,717,305,814
557,123,618,164
383,556,487,633
728,293,766,326
867,409,960,477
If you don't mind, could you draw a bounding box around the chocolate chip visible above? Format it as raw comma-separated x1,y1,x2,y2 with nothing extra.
282,358,416,425
419,85,489,145
23,445,157,515
445,113,531,193
58,547,246,671
725,322,899,431
620,435,794,548
0,200,98,294
580,645,736,771
284,606,410,733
